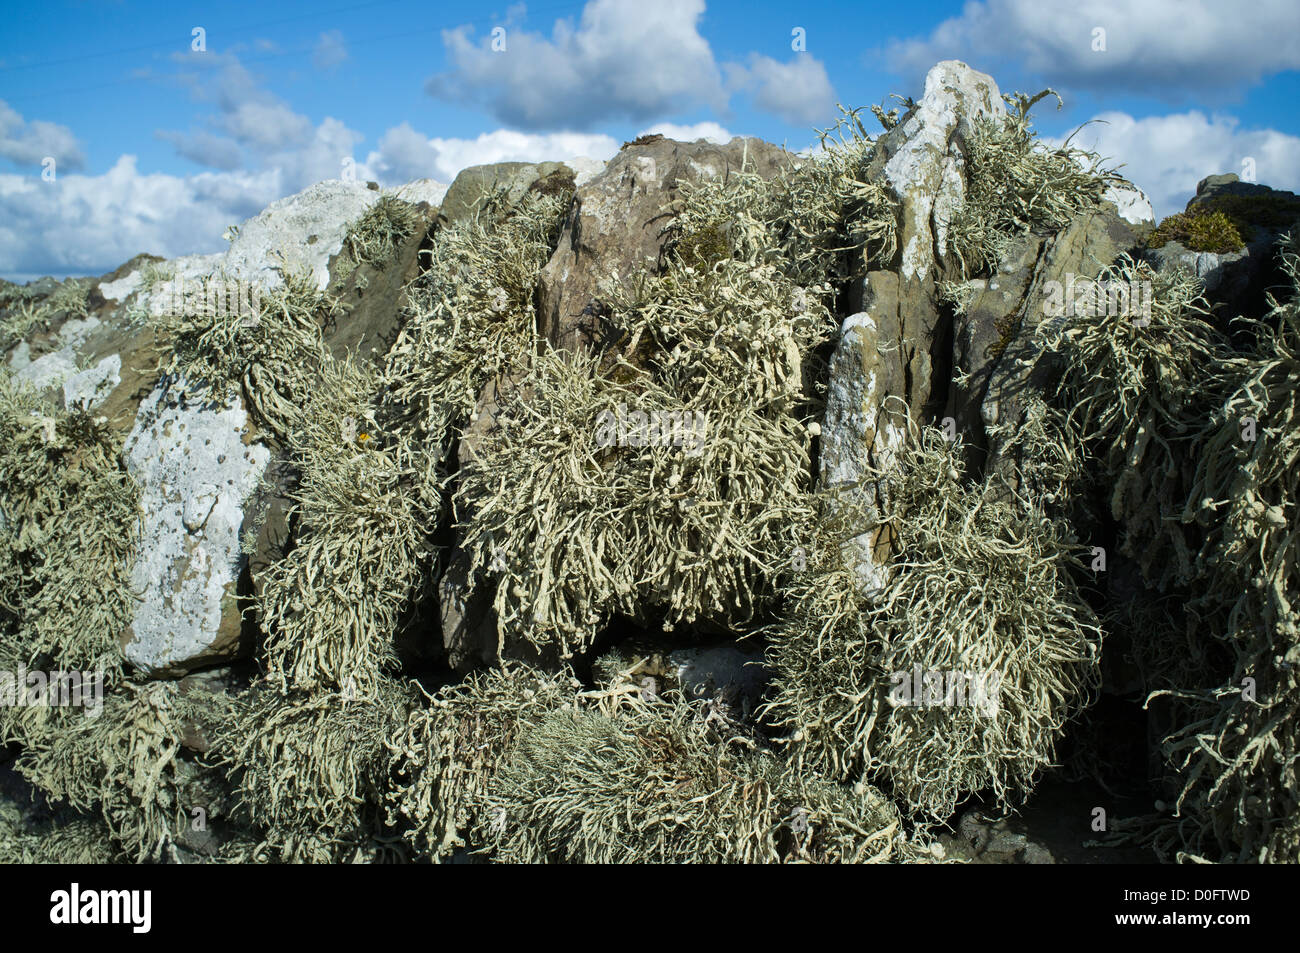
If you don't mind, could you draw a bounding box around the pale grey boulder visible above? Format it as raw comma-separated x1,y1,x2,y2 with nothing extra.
120,375,271,676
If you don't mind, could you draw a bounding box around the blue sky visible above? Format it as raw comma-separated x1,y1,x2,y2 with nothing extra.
2,0,1298,281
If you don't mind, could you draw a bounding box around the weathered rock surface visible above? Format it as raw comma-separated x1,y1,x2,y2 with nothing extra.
975,206,1146,491
439,160,578,226
823,61,1006,590
120,376,271,675
537,136,794,352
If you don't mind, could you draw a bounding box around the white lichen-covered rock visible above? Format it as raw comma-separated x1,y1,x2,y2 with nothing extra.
566,156,607,186
121,376,271,676
62,353,121,409
390,178,449,208
222,180,381,291
1103,182,1155,225
98,269,145,304
821,307,905,595
881,60,1005,280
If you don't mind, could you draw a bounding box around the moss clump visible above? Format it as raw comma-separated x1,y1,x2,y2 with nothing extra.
671,220,732,270
1038,255,1234,591
9,682,194,862
484,697,906,863
1151,232,1300,863
1148,209,1246,253
0,369,140,676
344,196,423,269
387,662,910,863
386,664,580,859
382,187,570,447
667,110,898,288
1187,192,1300,244
161,269,342,445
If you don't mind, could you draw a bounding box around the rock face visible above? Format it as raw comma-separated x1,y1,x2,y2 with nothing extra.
870,60,1007,282
121,377,271,676
443,141,796,662
822,61,1006,590
975,206,1146,490
223,180,383,291
438,548,498,673
439,161,580,226
2,180,421,677
537,137,794,352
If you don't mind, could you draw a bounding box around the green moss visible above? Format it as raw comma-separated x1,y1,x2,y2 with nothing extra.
1192,193,1300,242
671,221,732,269
1148,209,1246,253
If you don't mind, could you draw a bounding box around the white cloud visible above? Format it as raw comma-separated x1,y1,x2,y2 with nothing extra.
218,101,314,152
0,156,276,281
725,55,836,127
637,121,734,144
427,0,727,130
1,121,625,280
155,129,244,171
168,54,315,156
885,0,1300,98
313,30,348,71
0,100,86,170
1047,111,1300,218
363,126,619,184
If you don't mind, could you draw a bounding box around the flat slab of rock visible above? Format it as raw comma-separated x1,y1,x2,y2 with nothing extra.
121,377,271,676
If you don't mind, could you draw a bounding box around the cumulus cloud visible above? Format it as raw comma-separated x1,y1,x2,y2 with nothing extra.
1,118,625,280
426,0,727,130
363,125,619,183
636,121,734,144
168,54,315,157
0,156,277,282
1047,111,1300,218
725,55,836,127
155,129,244,171
313,30,348,71
0,100,86,171
885,0,1300,100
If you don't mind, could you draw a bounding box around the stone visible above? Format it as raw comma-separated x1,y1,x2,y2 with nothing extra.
120,375,271,676
438,547,499,673
978,205,1144,491
821,63,1008,591
537,136,794,353
439,161,576,227
223,179,383,292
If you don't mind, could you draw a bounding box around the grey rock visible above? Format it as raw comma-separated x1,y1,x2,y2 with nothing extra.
120,376,271,676
439,161,575,227
537,137,793,353
439,547,499,673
